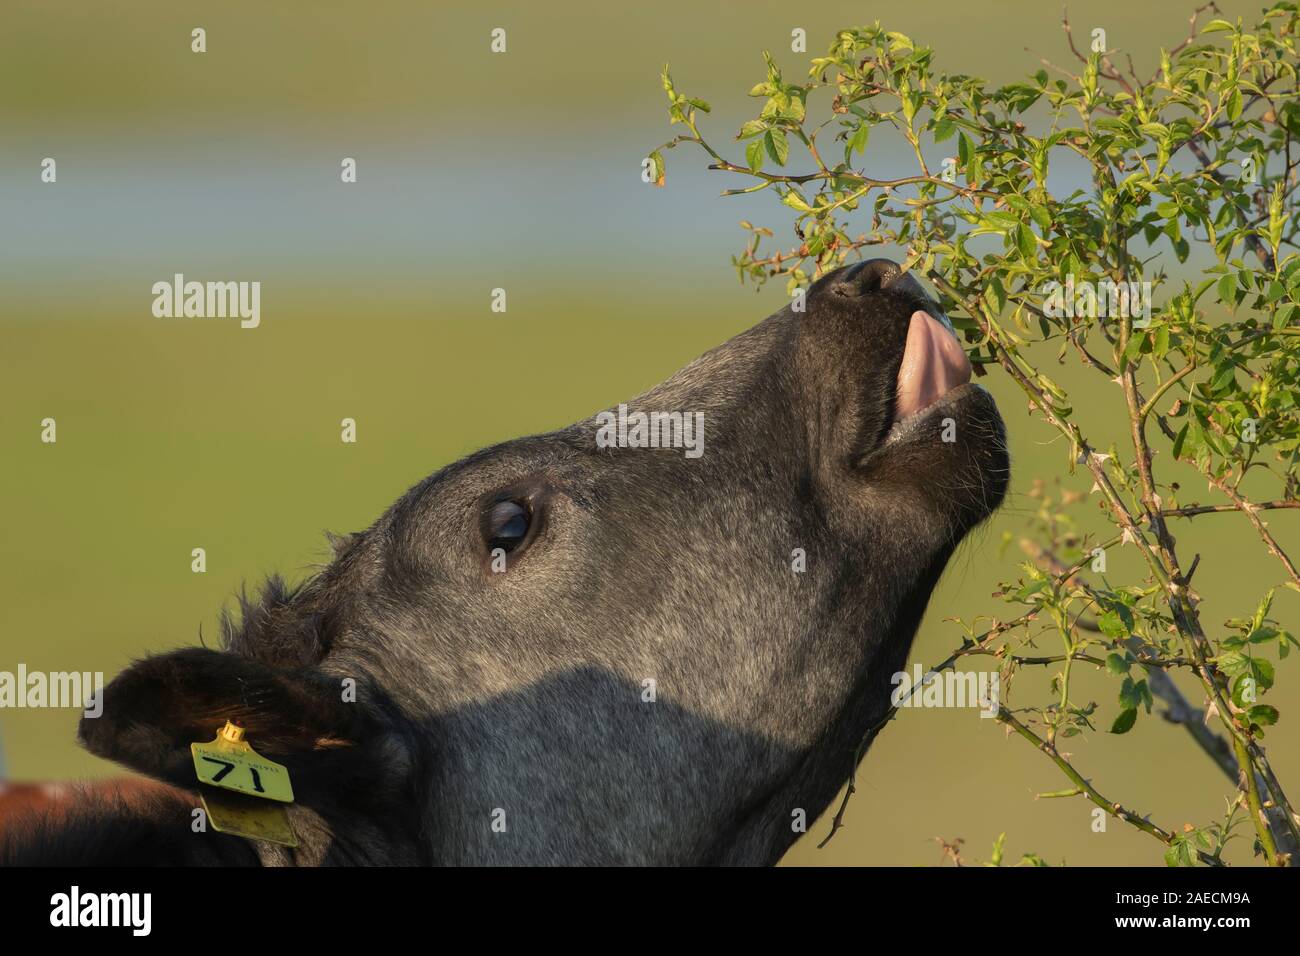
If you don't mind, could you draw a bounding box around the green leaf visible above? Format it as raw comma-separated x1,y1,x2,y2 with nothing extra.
984,275,1006,316
746,138,764,174
1124,330,1147,364
1105,652,1131,676
1209,362,1236,392
781,189,812,213
1226,88,1243,122
958,132,972,166
849,123,869,158
1110,707,1138,734
1246,704,1279,728
1171,422,1189,459
1216,650,1249,676
1016,224,1037,259
1217,274,1237,307
1098,609,1132,639
764,129,789,166
1119,676,1151,711
1164,838,1194,867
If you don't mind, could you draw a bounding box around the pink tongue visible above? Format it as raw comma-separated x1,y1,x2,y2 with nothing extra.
894,310,972,421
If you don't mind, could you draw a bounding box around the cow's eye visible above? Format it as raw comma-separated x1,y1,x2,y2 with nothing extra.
485,500,531,555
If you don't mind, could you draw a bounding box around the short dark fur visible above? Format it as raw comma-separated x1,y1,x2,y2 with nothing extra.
4,261,1009,865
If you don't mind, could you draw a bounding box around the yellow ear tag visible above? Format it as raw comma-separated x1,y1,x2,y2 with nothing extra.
199,787,299,848
191,721,295,802
191,721,298,847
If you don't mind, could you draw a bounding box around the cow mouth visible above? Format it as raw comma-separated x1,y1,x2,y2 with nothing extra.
887,308,972,439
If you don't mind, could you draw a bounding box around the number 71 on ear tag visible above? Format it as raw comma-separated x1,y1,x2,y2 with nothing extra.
191,721,295,803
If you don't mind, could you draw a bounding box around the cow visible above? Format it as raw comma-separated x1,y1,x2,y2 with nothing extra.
2,259,1008,865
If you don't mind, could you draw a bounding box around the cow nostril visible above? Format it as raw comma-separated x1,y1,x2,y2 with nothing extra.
858,259,901,292
835,258,901,296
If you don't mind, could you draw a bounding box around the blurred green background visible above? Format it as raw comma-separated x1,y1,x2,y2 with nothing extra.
1,0,1295,866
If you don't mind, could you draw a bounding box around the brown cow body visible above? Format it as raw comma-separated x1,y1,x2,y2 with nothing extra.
1,777,259,865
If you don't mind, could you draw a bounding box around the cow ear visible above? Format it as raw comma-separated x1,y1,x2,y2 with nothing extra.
79,648,410,809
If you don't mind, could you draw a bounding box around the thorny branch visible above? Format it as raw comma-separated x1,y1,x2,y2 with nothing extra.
654,2,1300,865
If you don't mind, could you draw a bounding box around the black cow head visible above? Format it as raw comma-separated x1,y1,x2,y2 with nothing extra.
78,259,1009,865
